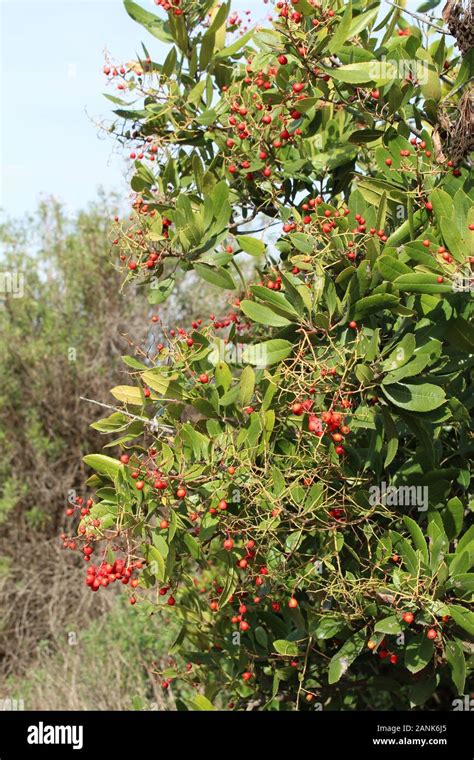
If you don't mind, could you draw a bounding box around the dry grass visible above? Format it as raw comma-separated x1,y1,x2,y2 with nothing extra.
0,539,176,711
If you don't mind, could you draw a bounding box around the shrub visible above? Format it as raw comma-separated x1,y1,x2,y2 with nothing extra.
78,0,473,710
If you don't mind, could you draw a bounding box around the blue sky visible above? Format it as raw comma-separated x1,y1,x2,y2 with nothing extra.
0,0,270,219
1,0,439,220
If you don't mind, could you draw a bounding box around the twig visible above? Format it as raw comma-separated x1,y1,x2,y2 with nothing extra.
385,0,450,33
80,396,175,435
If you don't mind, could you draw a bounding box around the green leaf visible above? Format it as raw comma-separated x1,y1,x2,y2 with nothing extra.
374,615,403,635
347,6,379,37
381,382,446,412
188,79,206,106
349,128,384,144
273,639,299,656
309,616,346,640
390,531,420,575
455,525,474,557
206,0,229,36
214,28,253,59
409,674,438,707
122,355,149,370
429,188,453,220
194,263,236,290
393,273,453,294
110,385,143,406
238,366,255,406
149,276,176,305
382,354,431,384
404,634,434,673
200,31,215,69
123,0,173,42
444,318,474,353
381,408,399,467
236,235,265,256
254,626,268,649
417,49,441,102
215,360,232,392
377,255,412,281
448,605,474,636
141,371,171,397
445,640,466,695
193,694,215,711
145,545,166,582
327,60,397,85
251,285,299,319
218,555,239,607
83,454,121,479
242,339,293,367
444,497,464,540
439,217,464,263
162,45,177,78
382,334,416,372
328,627,367,684
90,413,131,434
240,300,293,327
403,516,429,565
328,0,352,54
348,294,399,320
448,573,474,594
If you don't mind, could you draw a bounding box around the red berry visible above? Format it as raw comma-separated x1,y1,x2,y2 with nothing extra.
288,597,298,609
402,612,414,625
427,628,437,640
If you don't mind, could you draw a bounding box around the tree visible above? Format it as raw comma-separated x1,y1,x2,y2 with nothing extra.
78,0,473,710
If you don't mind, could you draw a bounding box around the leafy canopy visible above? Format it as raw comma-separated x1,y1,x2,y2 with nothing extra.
78,0,473,710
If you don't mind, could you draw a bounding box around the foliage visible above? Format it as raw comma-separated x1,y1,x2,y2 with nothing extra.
80,0,473,710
